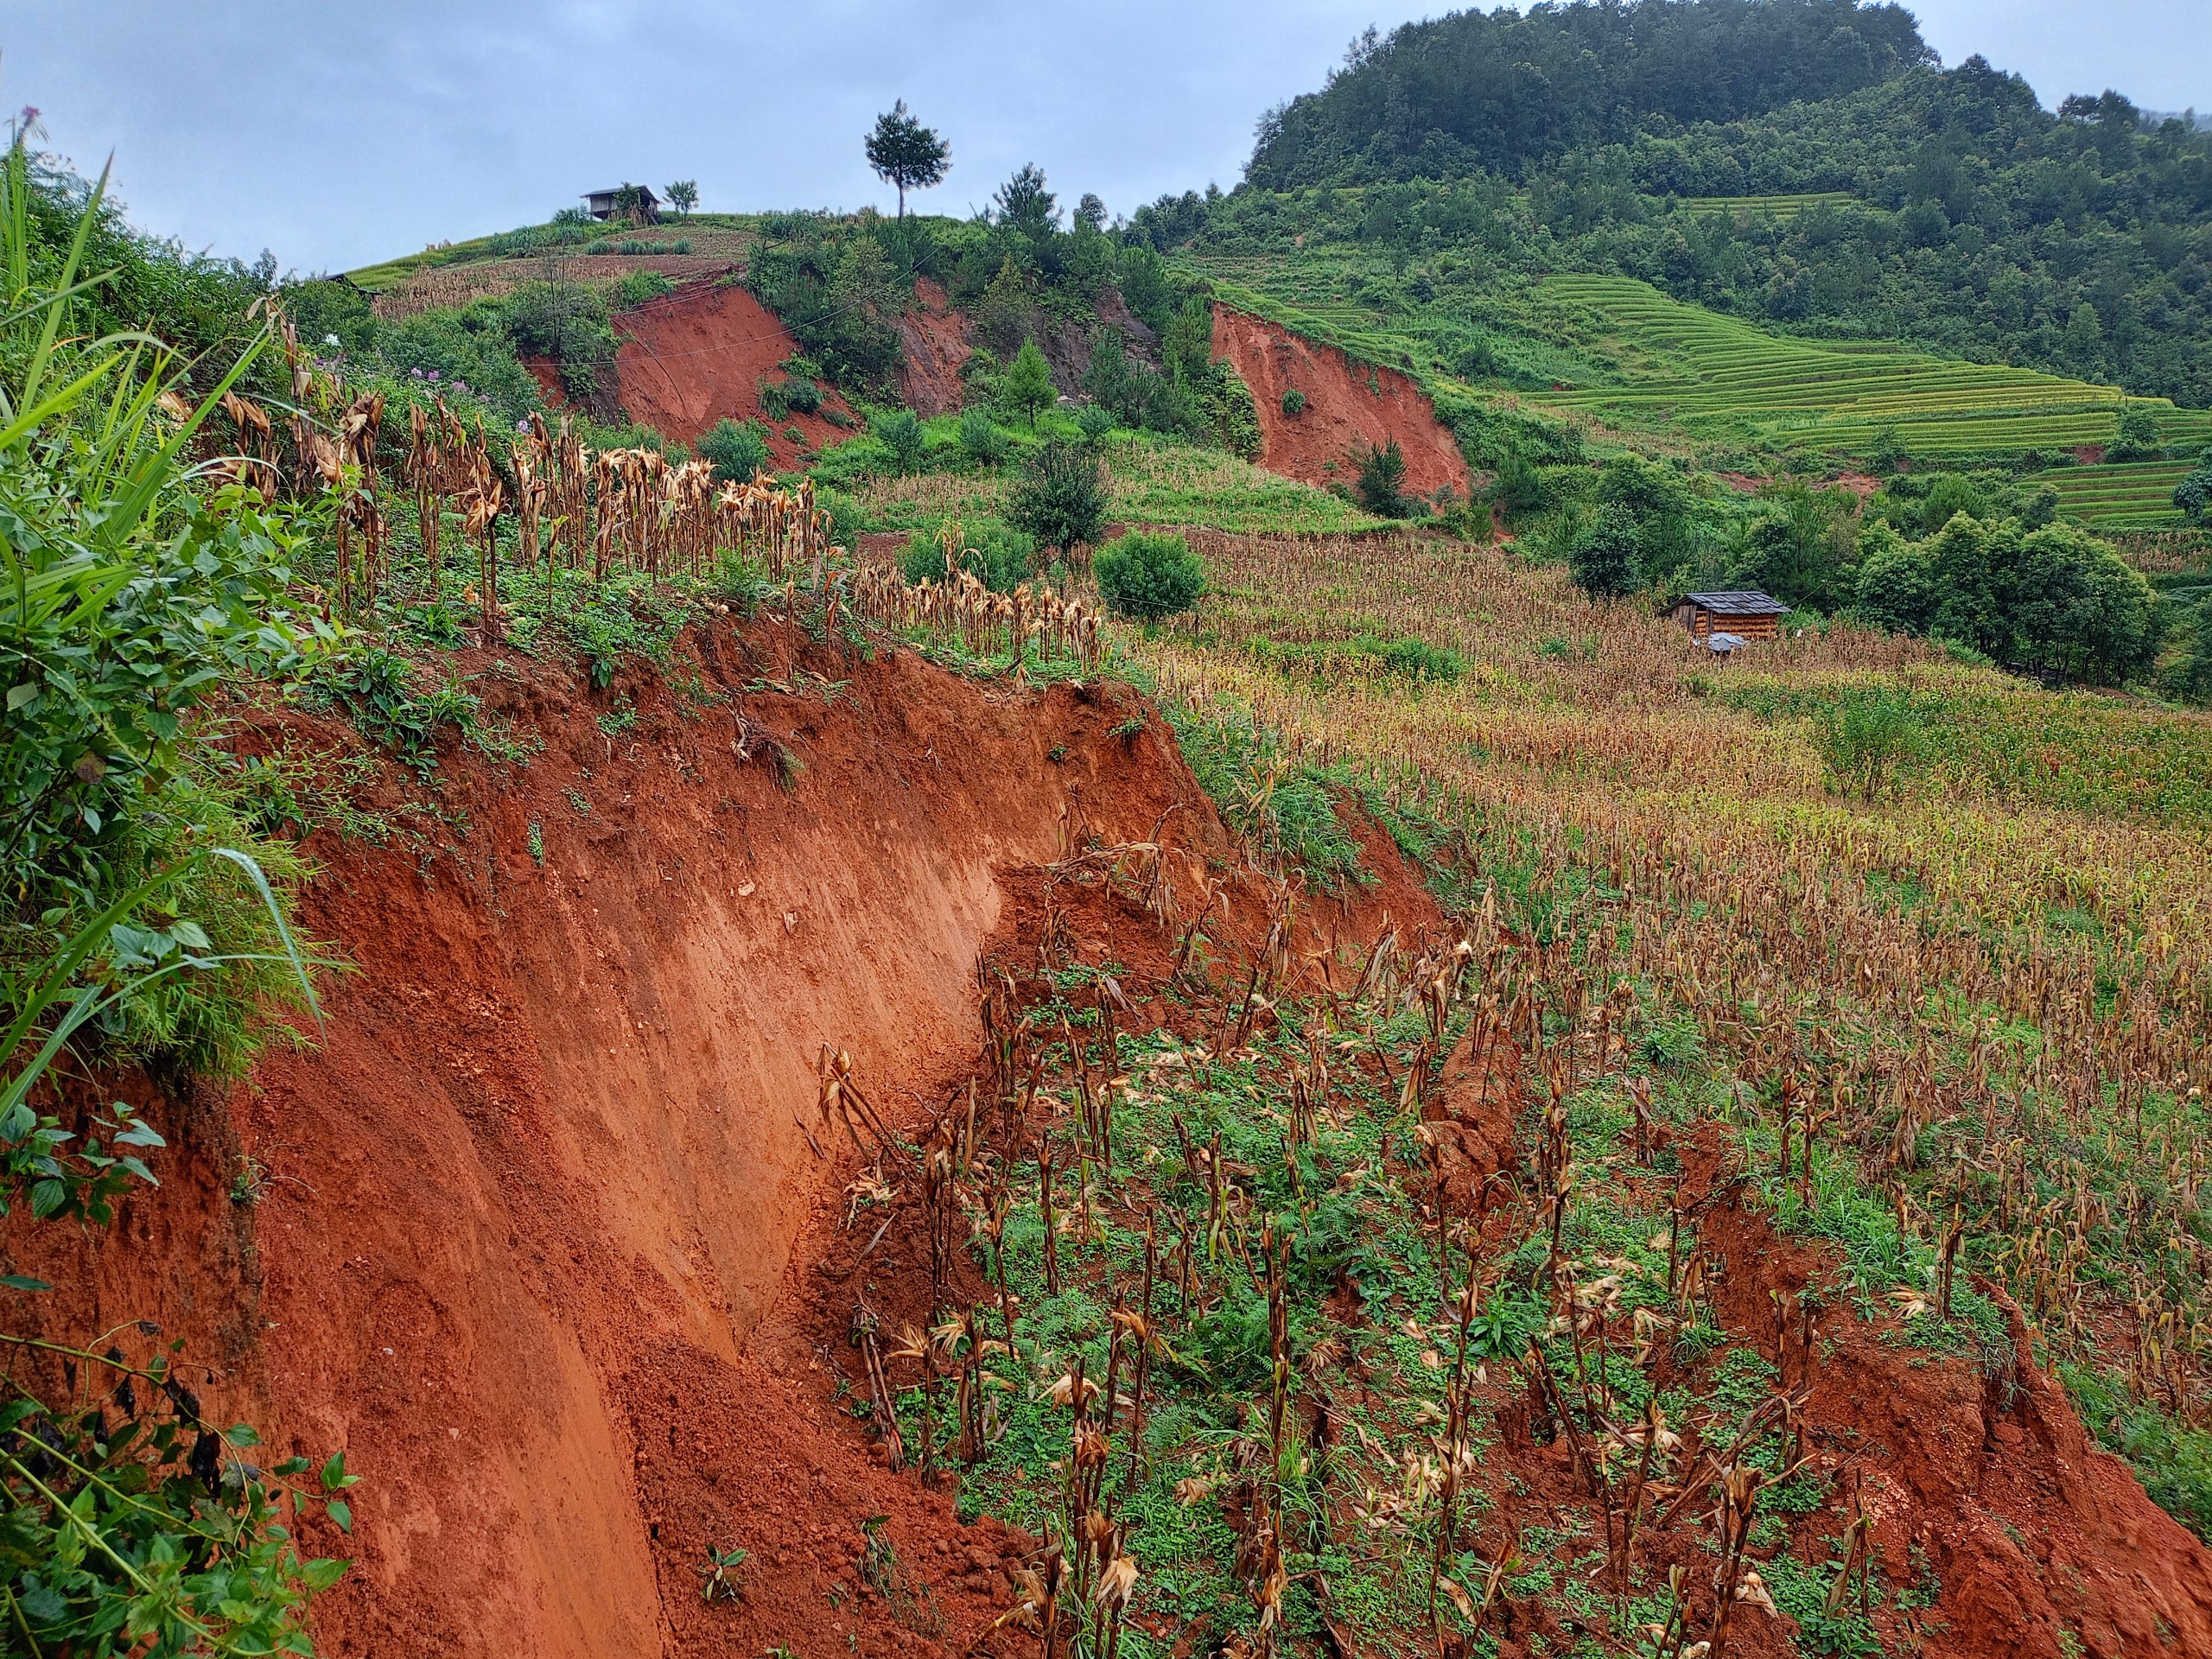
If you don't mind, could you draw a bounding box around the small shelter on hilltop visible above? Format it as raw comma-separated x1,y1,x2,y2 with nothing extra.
1671,590,1788,642
583,184,660,224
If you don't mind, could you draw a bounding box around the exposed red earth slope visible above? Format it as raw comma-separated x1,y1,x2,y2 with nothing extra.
609,282,856,462
896,276,975,416
2,622,1426,1659
8,616,2209,1657
1211,303,1471,500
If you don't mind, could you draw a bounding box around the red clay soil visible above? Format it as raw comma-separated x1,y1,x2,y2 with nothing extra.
1416,1035,2212,1659
896,277,975,416
1,626,1430,1659
1211,304,1471,500
10,614,2210,1656
609,282,856,462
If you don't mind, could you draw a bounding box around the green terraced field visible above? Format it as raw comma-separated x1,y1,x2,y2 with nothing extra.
2043,461,2196,529
1529,275,2212,461
1674,191,1856,219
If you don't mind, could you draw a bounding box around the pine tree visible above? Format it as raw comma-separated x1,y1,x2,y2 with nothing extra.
1001,339,1057,429
863,101,950,219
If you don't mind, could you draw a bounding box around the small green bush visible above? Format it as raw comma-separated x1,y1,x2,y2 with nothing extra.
1810,687,1928,801
957,407,1011,467
1007,440,1108,556
1076,404,1116,442
760,374,823,420
697,417,772,483
899,521,1034,591
2107,403,2164,462
1370,635,1461,681
1281,388,1307,416
816,487,865,550
1356,437,1412,517
871,409,927,474
1096,531,1206,621
615,270,674,306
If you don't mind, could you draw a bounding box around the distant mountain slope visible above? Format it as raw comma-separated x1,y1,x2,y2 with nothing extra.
1158,14,2212,406
1248,0,1929,187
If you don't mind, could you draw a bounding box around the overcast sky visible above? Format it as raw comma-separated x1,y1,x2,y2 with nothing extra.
3,1,2206,276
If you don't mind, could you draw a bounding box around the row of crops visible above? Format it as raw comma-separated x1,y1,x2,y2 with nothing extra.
1672,191,1855,219
2043,460,2200,530
1532,275,2212,467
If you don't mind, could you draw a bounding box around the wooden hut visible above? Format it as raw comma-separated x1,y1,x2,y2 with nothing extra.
583,184,661,223
1671,590,1789,642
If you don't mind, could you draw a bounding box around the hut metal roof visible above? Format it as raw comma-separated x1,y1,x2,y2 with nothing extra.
1683,590,1789,616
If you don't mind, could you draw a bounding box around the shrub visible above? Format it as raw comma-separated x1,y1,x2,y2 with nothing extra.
1007,441,1109,556
1000,337,1058,428
1567,505,1640,598
957,407,1011,467
615,270,673,306
1491,451,1548,519
2174,452,2212,523
816,487,865,550
871,409,927,474
697,417,772,483
808,435,895,487
1370,635,1462,681
760,374,822,421
1811,688,1927,801
899,521,1034,591
1281,387,1307,416
1355,438,1411,517
497,280,615,363
2107,403,2164,462
1096,531,1206,621
1076,404,1116,442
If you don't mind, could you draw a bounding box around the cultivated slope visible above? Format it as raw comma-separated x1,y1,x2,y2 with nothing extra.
7,617,1427,1657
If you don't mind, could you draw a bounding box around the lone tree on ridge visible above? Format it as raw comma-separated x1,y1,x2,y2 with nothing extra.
664,180,699,218
865,100,950,219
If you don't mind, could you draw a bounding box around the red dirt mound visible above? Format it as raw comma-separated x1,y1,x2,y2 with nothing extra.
1408,1040,2212,1659
610,282,855,463
896,277,974,416
3,625,1431,1659
1211,305,1471,501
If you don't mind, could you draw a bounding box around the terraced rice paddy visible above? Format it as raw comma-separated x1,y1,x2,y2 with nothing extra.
1672,190,1856,219
2044,459,2196,529
1529,274,2212,461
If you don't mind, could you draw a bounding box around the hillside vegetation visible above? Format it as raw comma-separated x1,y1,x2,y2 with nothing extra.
12,6,2212,1652
1155,2,2212,408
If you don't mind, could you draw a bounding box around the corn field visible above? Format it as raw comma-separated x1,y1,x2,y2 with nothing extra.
1100,530,2212,1440
207,309,833,636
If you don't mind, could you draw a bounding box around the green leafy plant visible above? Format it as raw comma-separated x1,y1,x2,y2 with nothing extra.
1095,531,1207,622
1355,437,1411,517
871,409,926,475
998,339,1057,429
899,522,1033,592
1281,388,1307,416
956,407,1010,467
1007,441,1107,558
758,374,822,422
698,1544,748,1604
614,270,673,307
1809,686,1928,802
698,416,772,484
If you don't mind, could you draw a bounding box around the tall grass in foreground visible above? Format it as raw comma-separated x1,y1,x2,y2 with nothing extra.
0,134,353,1653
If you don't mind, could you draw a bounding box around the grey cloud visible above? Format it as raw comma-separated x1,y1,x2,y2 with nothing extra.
3,2,2203,273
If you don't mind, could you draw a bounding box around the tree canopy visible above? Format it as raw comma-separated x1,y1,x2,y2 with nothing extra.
864,100,951,219
1247,0,1930,187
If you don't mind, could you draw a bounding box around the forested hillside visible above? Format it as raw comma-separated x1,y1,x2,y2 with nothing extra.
1150,0,2212,404
1247,0,1931,184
